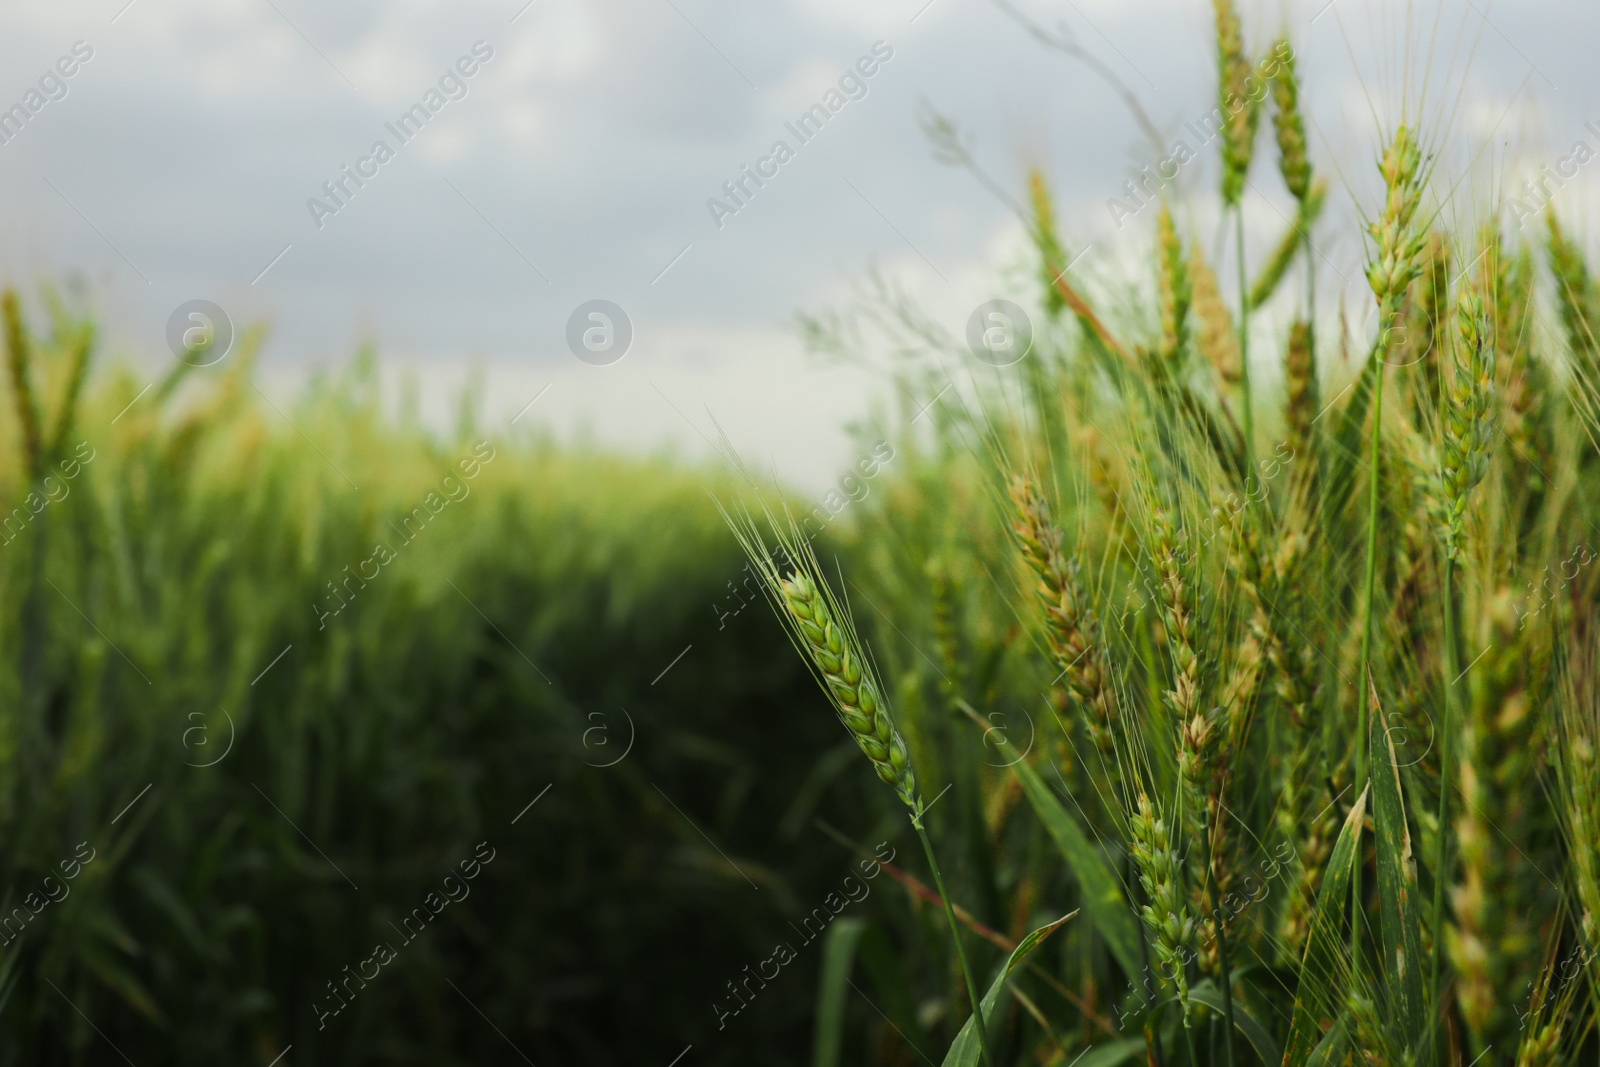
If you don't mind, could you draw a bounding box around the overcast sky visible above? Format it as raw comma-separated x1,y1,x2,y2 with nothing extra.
0,0,1591,488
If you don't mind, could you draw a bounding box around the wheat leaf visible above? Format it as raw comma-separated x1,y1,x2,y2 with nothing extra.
1368,676,1427,1050
1071,1038,1147,1067
1191,979,1282,1065
1283,785,1369,1067
966,707,1141,978
941,914,1075,1067
812,917,870,1067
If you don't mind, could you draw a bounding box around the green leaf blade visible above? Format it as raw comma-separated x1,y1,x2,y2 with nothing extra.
1283,786,1368,1067
940,914,1074,1067
1369,686,1427,1050
981,717,1140,979
812,917,870,1067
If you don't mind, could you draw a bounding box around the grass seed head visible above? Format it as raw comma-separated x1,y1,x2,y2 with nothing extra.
2,289,43,477
1029,170,1069,319
1283,319,1317,457
1546,209,1600,371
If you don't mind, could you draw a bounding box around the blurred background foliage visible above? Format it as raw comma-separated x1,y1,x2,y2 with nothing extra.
0,285,921,1065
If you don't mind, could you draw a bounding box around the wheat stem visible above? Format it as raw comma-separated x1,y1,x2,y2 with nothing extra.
1201,802,1239,1067
1235,208,1256,476
1352,352,1382,976
1426,554,1459,1066
915,819,995,1067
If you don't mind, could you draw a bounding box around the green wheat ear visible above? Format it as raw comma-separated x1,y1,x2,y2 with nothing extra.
1434,289,1495,560
777,570,919,813
718,496,921,818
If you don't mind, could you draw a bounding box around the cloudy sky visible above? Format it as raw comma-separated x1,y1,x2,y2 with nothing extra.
0,0,1590,488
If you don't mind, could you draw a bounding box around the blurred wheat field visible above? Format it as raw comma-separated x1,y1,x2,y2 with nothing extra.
0,288,899,1064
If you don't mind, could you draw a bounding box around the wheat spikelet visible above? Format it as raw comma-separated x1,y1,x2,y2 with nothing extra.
1029,169,1068,320
1150,506,1200,730
1075,425,1126,535
1556,675,1600,987
1546,208,1600,371
1366,127,1428,351
1261,511,1324,940
1515,1021,1561,1067
1149,504,1220,967
1477,228,1548,478
927,556,965,707
1283,319,1317,461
